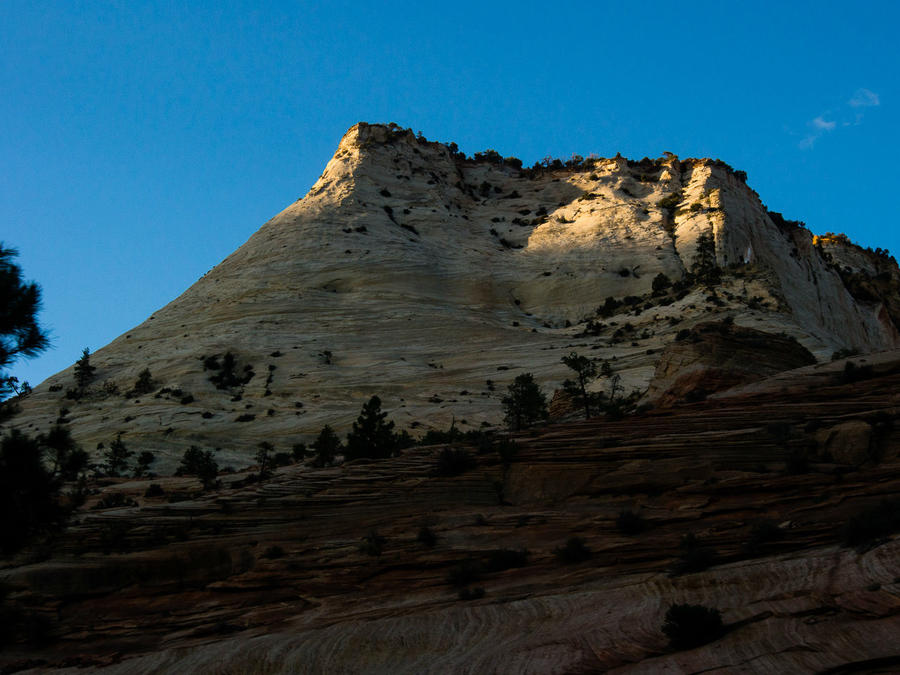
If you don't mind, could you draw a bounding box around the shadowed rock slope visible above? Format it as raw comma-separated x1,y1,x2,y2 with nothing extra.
2,353,900,672
9,122,900,471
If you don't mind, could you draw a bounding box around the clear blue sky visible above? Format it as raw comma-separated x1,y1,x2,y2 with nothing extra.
3,1,898,388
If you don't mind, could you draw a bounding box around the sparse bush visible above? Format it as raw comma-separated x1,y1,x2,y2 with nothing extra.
554,536,592,563
662,604,724,650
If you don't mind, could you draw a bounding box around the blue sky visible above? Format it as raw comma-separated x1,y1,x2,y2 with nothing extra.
2,1,898,388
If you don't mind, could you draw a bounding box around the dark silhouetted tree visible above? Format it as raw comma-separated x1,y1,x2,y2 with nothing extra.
133,451,156,478
311,425,341,467
0,244,49,409
73,348,96,391
0,430,63,553
39,425,88,481
103,433,133,477
561,352,598,419
177,446,218,490
501,373,548,431
256,441,274,477
129,368,155,396
345,396,398,460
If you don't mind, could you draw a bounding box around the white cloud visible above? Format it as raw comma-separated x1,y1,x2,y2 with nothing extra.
849,88,880,107
798,88,881,149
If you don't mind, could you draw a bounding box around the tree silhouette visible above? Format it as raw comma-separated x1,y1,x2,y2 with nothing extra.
177,446,218,490
501,373,548,431
311,424,342,467
103,433,133,477
73,348,96,391
0,244,48,405
561,352,598,419
345,396,398,460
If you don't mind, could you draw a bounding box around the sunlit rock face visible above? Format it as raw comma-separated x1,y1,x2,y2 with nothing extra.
11,122,900,468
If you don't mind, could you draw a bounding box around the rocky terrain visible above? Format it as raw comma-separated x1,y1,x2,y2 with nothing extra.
7,122,900,470
3,123,900,672
2,352,900,673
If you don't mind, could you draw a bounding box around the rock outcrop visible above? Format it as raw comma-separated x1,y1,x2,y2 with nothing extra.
7,122,900,469
646,320,817,406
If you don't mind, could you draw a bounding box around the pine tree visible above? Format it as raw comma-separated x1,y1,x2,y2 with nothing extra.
73,348,96,391
561,352,599,419
256,441,273,477
501,373,548,431
103,433,133,477
345,396,398,460
0,244,49,405
311,424,342,467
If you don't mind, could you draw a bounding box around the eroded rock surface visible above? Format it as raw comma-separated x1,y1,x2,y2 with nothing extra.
647,320,817,406
2,355,900,673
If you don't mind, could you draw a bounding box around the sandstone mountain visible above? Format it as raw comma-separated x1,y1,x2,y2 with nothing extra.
10,122,900,469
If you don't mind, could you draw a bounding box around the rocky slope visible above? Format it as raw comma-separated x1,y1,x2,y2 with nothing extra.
8,122,900,470
2,352,900,673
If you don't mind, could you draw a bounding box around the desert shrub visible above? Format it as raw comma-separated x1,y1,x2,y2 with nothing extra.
485,548,529,572
842,499,900,550
417,526,437,547
616,509,646,535
235,414,255,422
435,447,476,476
554,536,592,563
662,604,724,650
